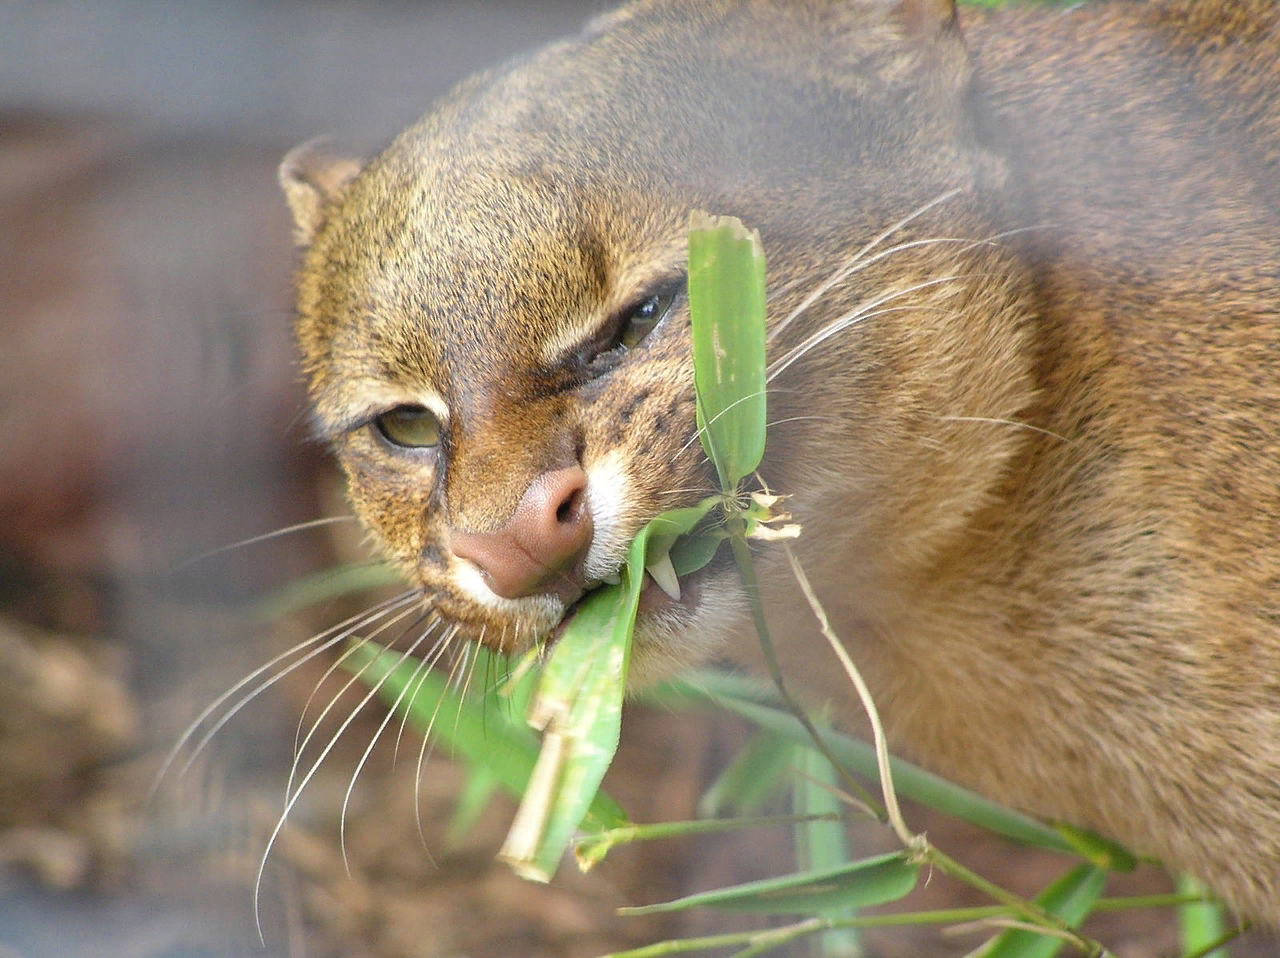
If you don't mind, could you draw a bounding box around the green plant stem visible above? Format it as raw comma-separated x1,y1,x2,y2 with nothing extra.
582,813,839,851
614,894,1214,955
927,848,1102,955
727,532,883,819
1094,894,1211,911
730,919,828,958
607,895,1186,958
784,545,912,848
603,920,823,958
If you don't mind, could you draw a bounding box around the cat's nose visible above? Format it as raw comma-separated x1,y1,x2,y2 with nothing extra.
449,466,593,603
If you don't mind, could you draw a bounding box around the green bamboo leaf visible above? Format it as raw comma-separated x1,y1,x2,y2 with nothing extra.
642,499,723,568
655,672,1077,855
698,731,796,818
620,852,917,917
1177,875,1230,958
688,211,768,492
500,500,719,880
670,529,726,576
447,767,501,845
1053,822,1138,872
500,583,634,881
342,642,627,834
981,864,1106,958
795,744,865,957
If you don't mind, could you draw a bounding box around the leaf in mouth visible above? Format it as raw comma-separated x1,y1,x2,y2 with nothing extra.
498,213,768,879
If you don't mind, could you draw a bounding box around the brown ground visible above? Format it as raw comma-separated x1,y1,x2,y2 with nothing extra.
2,111,1277,958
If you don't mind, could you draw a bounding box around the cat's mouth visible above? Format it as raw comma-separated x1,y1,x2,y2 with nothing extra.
549,563,711,644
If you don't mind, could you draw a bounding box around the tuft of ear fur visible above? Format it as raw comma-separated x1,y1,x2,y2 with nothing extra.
893,0,959,38
278,138,362,247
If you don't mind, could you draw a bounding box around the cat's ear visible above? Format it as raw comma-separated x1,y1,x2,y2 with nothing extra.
279,138,362,248
892,0,959,39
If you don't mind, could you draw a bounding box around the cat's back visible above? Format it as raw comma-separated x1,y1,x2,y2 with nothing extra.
962,0,1280,579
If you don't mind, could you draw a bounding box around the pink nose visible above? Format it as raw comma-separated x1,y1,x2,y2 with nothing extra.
449,466,593,603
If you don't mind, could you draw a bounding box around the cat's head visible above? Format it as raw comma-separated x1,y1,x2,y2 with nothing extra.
281,0,1036,683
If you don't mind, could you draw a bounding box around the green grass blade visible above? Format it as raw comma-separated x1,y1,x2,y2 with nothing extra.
981,864,1107,958
688,211,768,492
620,852,917,917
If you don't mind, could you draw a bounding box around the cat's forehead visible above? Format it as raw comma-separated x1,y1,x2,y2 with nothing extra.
312,148,683,417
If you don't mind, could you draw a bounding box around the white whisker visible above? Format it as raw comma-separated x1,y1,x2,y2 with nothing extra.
411,624,464,848
172,515,359,569
448,642,473,696
392,624,446,763
149,590,421,801
669,389,767,468
338,622,445,874
253,616,445,942
768,186,965,344
938,415,1071,444
452,642,484,746
284,603,431,804
767,272,983,383
766,414,834,429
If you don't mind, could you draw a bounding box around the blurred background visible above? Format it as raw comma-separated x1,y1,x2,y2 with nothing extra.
2,3,1275,957
0,4,695,956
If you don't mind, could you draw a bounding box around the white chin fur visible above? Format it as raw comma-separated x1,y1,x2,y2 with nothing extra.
583,450,633,581
628,575,745,688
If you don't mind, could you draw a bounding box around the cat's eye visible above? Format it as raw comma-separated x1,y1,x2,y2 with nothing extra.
618,290,677,349
374,405,441,448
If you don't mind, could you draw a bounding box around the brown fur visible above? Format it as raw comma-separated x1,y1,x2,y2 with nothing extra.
282,0,1280,925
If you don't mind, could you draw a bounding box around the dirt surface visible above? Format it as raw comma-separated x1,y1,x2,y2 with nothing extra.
3,19,1280,957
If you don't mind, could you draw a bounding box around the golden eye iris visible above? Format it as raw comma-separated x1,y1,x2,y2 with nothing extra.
375,405,441,448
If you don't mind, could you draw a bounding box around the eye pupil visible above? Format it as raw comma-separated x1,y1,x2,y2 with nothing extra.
620,293,670,349
375,406,441,448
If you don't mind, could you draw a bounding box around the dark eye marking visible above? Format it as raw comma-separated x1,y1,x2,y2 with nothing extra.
373,405,442,448
573,280,684,377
